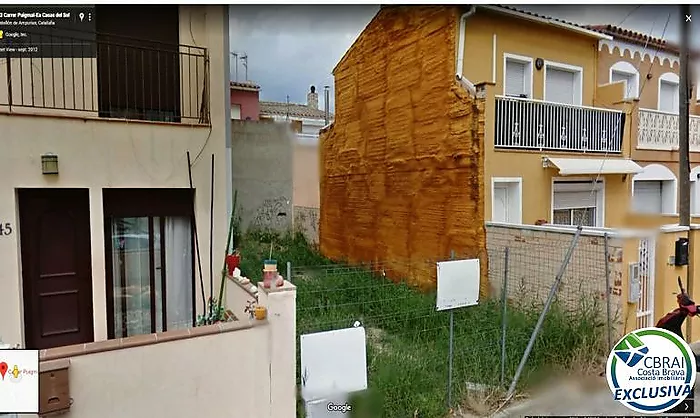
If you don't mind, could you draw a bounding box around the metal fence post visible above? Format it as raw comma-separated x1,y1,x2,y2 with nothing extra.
506,226,583,399
446,250,455,410
604,233,612,353
500,247,509,386
287,261,292,284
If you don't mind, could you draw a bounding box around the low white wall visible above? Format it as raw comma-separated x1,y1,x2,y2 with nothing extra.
39,323,268,418
31,281,297,418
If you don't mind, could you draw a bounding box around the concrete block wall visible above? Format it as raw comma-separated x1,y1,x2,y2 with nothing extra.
231,120,294,232
486,223,625,329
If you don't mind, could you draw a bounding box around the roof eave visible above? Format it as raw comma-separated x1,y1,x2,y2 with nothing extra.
480,6,613,41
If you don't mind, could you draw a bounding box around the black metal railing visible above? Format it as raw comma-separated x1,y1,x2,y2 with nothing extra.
0,30,209,124
494,95,625,153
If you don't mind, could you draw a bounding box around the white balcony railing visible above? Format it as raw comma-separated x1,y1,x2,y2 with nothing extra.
637,108,700,151
495,96,625,153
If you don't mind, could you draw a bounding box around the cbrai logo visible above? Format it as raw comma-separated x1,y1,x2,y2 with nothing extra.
606,327,696,414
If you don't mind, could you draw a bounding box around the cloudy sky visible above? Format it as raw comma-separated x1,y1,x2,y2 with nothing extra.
229,5,698,111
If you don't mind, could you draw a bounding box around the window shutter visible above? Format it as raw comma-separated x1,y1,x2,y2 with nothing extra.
611,70,634,96
611,71,627,85
659,81,679,113
633,181,663,213
493,186,508,222
545,68,576,105
505,60,527,97
553,191,597,210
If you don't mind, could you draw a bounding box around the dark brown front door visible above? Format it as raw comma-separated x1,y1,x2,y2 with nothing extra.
18,189,94,350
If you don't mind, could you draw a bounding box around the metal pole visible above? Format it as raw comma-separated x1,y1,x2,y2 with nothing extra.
186,151,207,316
679,4,691,227
500,247,509,386
446,250,455,409
324,85,330,125
679,4,693,339
604,233,613,353
506,226,583,399
287,261,292,284
209,154,215,318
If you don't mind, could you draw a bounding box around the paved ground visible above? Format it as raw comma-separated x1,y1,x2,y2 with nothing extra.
490,375,698,417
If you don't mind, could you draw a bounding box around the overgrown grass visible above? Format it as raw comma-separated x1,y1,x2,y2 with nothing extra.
239,231,607,418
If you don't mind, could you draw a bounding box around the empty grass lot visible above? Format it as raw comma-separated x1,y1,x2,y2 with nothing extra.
239,231,607,418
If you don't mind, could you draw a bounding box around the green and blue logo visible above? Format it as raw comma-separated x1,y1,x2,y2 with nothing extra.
606,327,696,414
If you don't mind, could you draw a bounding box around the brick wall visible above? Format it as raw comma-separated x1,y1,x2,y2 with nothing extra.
486,224,624,329
319,6,487,290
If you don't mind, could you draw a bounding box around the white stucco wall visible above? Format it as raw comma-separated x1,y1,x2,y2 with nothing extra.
0,5,229,347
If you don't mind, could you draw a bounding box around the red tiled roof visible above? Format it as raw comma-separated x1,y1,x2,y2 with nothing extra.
588,24,700,58
492,5,604,36
259,101,333,120
587,24,674,51
230,81,261,91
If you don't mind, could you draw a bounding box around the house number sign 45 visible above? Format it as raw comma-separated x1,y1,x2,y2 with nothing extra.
0,223,12,236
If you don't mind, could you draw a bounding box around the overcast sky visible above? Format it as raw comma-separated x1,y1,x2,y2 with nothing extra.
229,5,698,111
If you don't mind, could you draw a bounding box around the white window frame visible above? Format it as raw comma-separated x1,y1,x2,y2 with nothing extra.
491,177,523,224
502,53,533,99
632,163,678,215
657,72,680,113
231,103,242,120
543,60,584,106
691,166,700,215
550,177,605,227
609,61,640,99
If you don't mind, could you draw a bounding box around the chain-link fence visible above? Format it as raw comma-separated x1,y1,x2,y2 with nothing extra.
293,225,623,418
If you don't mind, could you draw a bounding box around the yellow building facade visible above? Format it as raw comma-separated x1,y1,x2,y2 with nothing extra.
459,6,642,229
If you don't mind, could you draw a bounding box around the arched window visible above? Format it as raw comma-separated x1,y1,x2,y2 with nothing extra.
609,61,639,99
690,166,700,215
632,164,677,214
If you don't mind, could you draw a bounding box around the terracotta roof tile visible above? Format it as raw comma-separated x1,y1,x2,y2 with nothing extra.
259,101,333,120
491,5,601,34
586,24,700,57
230,81,261,91
587,24,673,51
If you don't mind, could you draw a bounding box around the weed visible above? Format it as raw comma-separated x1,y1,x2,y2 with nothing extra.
240,233,607,418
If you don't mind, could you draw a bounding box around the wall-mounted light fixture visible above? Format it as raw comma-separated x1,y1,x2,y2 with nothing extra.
41,153,59,175
535,58,544,71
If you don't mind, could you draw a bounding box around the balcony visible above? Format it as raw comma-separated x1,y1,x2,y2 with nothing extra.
637,108,700,151
494,96,625,153
0,30,209,124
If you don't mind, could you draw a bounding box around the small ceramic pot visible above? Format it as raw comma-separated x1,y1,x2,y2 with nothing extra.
254,306,267,320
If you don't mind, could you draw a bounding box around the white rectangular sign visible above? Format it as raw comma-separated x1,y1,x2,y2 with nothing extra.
436,258,480,311
0,349,39,414
300,326,367,401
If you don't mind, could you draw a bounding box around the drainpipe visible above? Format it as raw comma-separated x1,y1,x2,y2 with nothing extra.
456,6,477,79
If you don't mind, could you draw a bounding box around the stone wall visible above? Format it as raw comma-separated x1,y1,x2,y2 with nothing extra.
319,6,487,290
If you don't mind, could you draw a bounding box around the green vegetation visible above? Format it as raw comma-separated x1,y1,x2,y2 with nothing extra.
239,231,607,418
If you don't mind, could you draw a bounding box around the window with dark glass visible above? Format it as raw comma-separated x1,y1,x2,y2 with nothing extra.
95,5,182,122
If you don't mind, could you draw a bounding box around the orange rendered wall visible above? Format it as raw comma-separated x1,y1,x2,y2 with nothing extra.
319,6,487,290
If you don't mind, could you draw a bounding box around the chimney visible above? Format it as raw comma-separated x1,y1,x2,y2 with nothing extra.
307,85,319,109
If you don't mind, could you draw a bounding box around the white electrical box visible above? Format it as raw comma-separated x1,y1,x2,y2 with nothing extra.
628,262,641,304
